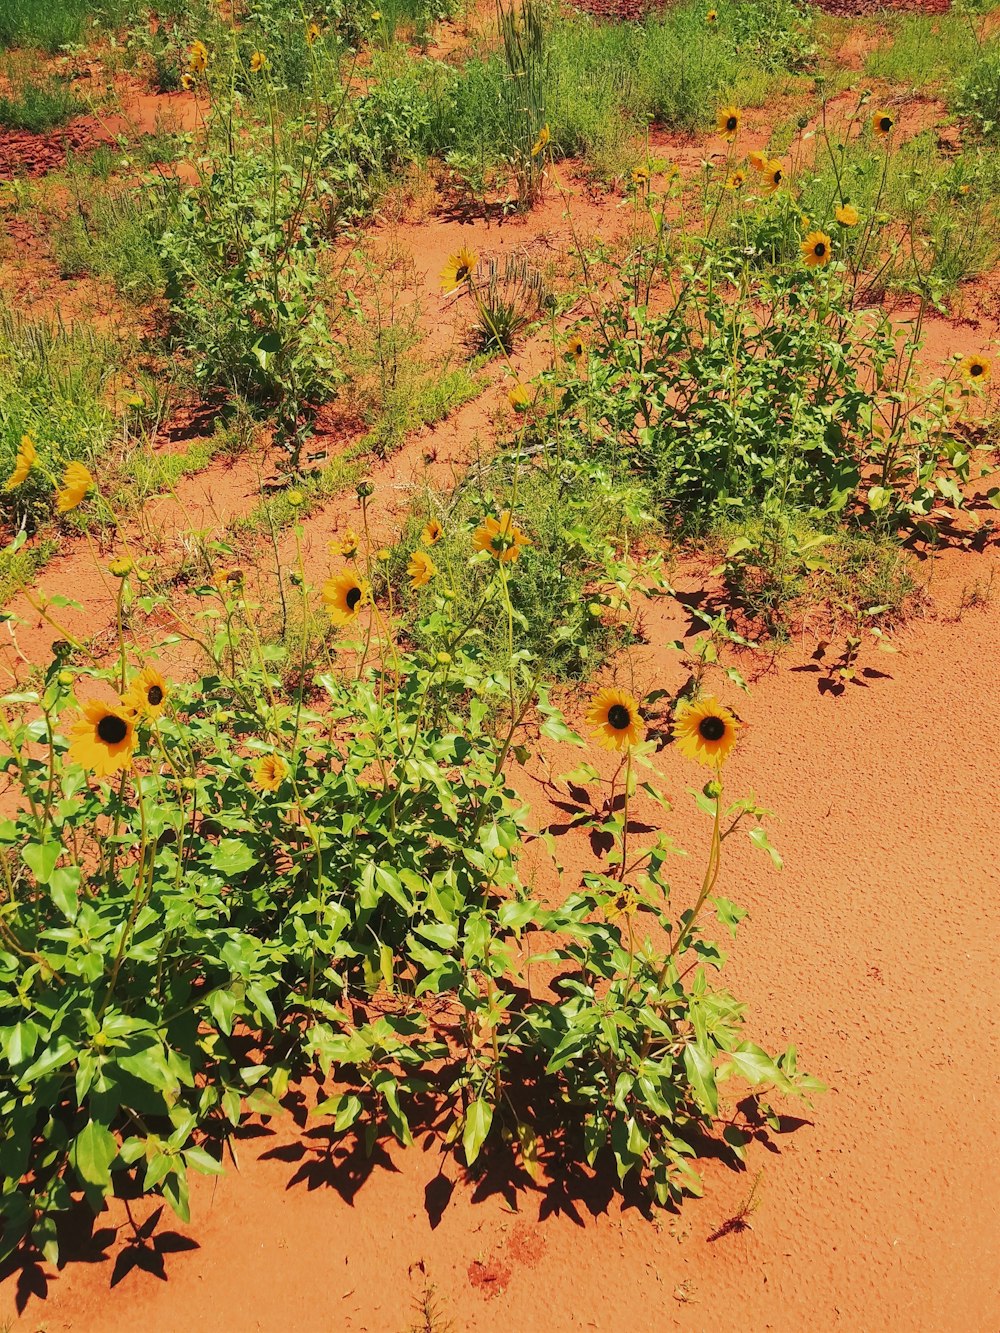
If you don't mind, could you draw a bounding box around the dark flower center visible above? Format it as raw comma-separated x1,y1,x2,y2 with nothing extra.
814,242,826,257
607,704,632,730
97,714,128,745
698,715,726,742
346,586,362,610
773,170,782,184
726,116,737,131
880,117,892,132
970,363,984,377
456,264,469,281
147,685,164,706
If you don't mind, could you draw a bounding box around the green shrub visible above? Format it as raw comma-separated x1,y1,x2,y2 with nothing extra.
0,556,818,1264
158,133,339,464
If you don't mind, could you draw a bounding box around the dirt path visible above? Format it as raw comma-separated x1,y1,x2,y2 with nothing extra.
5,537,997,1333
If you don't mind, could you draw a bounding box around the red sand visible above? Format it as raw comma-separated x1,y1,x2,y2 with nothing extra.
4,538,998,1332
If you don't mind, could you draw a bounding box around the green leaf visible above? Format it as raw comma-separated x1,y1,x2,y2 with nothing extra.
462,1097,494,1166
683,1042,718,1117
49,865,80,920
22,839,61,885
210,840,257,875
71,1120,118,1190
748,826,782,869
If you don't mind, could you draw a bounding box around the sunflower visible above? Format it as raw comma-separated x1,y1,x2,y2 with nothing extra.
725,169,746,190
801,230,832,268
673,696,739,768
472,510,531,564
871,111,894,137
632,165,650,187
306,20,322,44
215,566,244,594
959,354,992,386
68,699,136,778
407,550,437,588
109,554,132,578
586,687,644,752
747,149,768,171
567,334,586,361
716,105,741,141
56,461,93,513
421,517,443,546
323,570,369,624
440,247,478,293
250,51,268,72
181,72,195,91
507,383,531,412
5,435,36,491
706,8,718,22
531,124,550,157
759,159,784,195
254,753,288,792
835,203,859,227
330,529,359,559
188,40,208,72
123,666,170,721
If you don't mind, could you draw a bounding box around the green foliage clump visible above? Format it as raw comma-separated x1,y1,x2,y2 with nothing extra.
397,455,657,677
0,305,118,536
158,131,339,464
0,556,818,1266
0,76,83,133
954,39,1000,139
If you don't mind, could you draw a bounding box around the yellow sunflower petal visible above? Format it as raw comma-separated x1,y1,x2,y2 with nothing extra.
673,696,739,768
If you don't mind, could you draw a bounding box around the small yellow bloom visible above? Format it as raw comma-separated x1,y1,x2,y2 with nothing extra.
586,688,644,752
673,696,739,768
632,165,650,187
371,9,383,19
421,517,443,546
306,20,322,45
323,570,369,624
747,149,768,171
188,40,208,72
706,8,718,22
250,51,268,73
215,566,244,594
567,334,586,361
440,247,478,292
123,666,170,721
835,203,859,227
759,159,784,195
507,383,531,412
180,72,196,91
68,699,136,778
725,169,746,190
716,105,741,142
4,435,36,491
531,124,550,158
407,550,437,588
472,510,531,564
254,753,288,792
334,529,360,559
959,354,991,386
801,230,832,268
871,110,894,137
56,461,93,513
